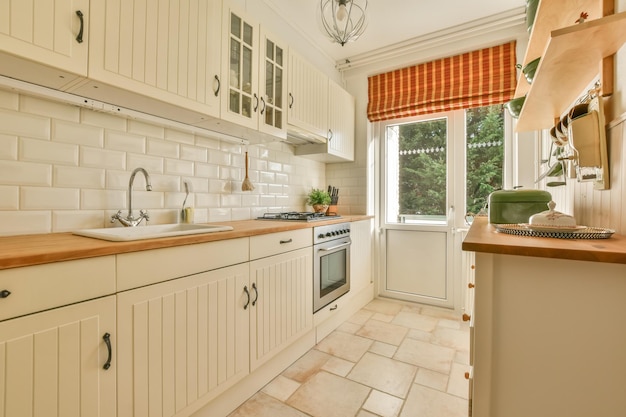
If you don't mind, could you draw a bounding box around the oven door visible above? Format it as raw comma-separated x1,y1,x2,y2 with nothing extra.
313,237,351,312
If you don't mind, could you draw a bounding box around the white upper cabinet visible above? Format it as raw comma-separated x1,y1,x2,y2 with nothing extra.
287,49,329,142
327,79,355,161
220,1,287,139
76,0,222,122
0,0,89,89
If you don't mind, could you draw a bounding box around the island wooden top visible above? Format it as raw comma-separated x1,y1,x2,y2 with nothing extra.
0,215,372,270
462,216,626,264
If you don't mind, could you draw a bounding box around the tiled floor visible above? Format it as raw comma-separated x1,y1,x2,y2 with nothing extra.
228,298,470,417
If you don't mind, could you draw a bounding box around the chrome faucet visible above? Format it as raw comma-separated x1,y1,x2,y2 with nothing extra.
111,167,152,227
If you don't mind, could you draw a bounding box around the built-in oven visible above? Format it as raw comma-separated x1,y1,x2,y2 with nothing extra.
313,222,351,312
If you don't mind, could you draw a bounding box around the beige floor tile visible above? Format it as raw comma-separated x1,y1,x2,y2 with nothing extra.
228,392,308,417
454,349,470,365
261,375,301,402
322,356,355,377
315,330,373,362
362,298,404,315
400,384,467,417
282,349,332,383
414,368,449,392
363,390,404,417
431,327,470,351
392,311,439,332
446,362,470,399
356,319,409,346
437,318,462,330
348,352,417,398
372,312,396,322
348,309,374,325
337,320,363,334
405,328,433,343
357,411,379,417
287,371,370,417
420,306,464,321
394,338,455,374
401,303,423,314
369,340,398,358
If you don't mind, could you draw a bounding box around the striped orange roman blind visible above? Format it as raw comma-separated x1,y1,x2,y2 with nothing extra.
367,41,517,122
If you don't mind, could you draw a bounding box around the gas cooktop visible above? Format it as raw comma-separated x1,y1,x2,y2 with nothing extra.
257,212,341,222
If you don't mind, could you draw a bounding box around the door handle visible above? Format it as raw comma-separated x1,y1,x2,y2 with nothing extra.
318,241,351,251
102,333,112,370
251,282,259,306
75,10,84,43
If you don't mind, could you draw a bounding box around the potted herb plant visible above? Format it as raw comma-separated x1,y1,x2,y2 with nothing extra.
306,188,332,213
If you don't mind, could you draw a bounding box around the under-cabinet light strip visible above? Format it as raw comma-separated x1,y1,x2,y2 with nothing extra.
0,75,250,146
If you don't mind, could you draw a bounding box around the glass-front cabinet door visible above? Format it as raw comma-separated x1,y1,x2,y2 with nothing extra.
221,5,258,129
259,28,285,137
221,3,287,139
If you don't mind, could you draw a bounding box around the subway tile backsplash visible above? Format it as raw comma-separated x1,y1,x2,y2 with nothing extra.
0,89,330,236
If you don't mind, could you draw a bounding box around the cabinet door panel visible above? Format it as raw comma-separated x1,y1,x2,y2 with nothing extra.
287,50,329,139
117,264,250,417
250,247,313,371
89,0,221,117
0,0,88,87
0,296,116,417
328,80,355,161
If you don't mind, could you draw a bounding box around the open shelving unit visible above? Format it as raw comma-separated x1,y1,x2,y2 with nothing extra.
514,0,626,132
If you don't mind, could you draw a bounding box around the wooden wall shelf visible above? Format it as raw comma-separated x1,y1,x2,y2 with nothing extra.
515,10,626,132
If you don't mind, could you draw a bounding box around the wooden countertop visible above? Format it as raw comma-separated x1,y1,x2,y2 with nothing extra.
0,215,372,270
462,216,626,264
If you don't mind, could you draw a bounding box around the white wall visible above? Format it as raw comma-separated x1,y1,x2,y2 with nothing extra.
0,89,326,236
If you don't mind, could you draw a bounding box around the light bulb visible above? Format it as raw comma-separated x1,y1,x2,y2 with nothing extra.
336,3,347,21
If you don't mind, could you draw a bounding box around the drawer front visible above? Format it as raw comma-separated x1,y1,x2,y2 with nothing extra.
0,256,116,321
250,229,312,260
117,238,249,291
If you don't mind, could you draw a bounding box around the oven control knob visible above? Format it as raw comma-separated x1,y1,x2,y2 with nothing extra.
325,233,332,237
318,233,325,239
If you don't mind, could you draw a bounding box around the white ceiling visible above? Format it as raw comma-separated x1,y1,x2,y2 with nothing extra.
264,0,526,63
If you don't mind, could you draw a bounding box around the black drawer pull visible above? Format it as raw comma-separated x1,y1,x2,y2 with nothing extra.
251,282,258,306
243,286,250,309
279,239,293,244
75,10,84,43
0,290,10,298
213,75,220,97
102,333,112,370
329,304,338,311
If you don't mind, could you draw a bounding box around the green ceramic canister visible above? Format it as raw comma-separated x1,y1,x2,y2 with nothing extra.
488,189,552,224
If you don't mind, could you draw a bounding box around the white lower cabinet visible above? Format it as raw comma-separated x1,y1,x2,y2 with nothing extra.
249,247,313,371
116,263,250,417
0,295,116,417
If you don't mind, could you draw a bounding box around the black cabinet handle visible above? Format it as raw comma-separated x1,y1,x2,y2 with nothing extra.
102,333,112,370
329,304,338,311
75,10,84,44
260,97,266,115
0,290,10,298
243,285,250,310
251,282,258,306
253,94,259,112
279,239,293,244
214,75,220,97
328,129,333,142
289,93,294,109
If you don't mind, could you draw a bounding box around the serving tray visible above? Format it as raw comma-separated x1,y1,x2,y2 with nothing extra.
494,224,614,239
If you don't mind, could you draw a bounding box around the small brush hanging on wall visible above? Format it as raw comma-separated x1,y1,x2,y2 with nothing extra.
242,150,254,191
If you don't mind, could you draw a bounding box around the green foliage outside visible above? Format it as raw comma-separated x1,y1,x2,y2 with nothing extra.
397,105,504,217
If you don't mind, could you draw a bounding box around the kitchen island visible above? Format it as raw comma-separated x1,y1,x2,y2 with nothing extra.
462,216,626,417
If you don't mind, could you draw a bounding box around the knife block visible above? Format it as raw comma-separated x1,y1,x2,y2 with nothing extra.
325,205,338,216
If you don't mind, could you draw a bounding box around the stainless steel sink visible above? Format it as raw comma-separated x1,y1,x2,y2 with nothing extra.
73,223,234,242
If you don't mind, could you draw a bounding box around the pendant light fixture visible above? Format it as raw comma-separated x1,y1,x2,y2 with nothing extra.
318,0,368,46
